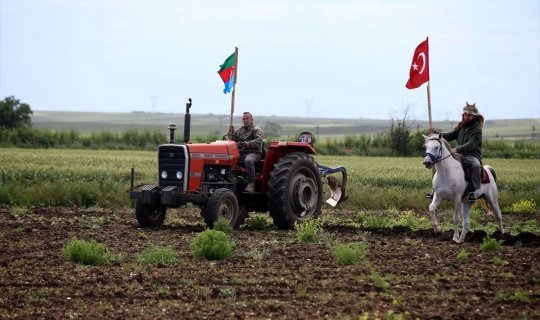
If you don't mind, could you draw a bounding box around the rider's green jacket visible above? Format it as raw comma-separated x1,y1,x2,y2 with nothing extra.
441,120,483,161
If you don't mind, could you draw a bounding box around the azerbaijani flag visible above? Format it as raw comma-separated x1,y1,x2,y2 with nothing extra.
218,52,236,94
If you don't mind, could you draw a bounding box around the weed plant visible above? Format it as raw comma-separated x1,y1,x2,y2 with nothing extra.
294,219,322,242
137,245,178,265
190,230,235,260
247,215,270,230
511,199,537,213
363,215,394,229
495,290,530,303
480,237,503,252
62,238,111,266
456,250,469,261
492,257,509,266
332,242,368,265
370,271,390,293
396,210,431,231
11,207,30,217
213,218,233,235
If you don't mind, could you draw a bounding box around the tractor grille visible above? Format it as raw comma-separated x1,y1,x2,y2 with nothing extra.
158,144,188,190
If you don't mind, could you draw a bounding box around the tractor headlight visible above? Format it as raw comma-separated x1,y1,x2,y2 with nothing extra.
176,171,183,180
161,171,168,179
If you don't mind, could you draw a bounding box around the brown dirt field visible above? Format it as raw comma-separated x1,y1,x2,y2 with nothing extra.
0,207,538,319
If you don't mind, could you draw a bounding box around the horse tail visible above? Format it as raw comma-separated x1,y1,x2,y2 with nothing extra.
485,165,497,182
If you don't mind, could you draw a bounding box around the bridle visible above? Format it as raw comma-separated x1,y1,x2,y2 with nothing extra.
424,137,452,164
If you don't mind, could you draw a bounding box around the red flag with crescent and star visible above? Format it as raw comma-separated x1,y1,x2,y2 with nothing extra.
405,37,429,89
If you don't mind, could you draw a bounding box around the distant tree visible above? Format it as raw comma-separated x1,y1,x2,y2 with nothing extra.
388,106,414,155
263,121,282,141
0,96,33,129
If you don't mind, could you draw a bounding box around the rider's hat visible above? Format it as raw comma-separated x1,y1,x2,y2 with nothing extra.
462,102,481,116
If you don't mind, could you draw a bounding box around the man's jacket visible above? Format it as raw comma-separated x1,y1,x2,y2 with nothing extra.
441,120,483,161
233,124,264,155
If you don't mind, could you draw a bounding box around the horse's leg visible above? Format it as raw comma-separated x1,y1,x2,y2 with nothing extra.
485,189,504,234
452,198,462,242
428,196,443,233
458,202,473,243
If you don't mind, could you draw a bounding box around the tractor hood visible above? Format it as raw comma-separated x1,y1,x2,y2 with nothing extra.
186,140,240,166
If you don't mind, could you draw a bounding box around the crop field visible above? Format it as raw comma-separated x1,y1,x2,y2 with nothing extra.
1,148,539,210
0,148,539,319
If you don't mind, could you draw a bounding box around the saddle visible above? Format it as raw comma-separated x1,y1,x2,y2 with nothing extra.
461,158,490,184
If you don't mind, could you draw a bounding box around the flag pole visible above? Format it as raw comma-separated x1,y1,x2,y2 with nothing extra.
427,81,432,128
228,47,239,137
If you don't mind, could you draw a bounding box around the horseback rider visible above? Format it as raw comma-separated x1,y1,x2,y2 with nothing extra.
427,102,484,202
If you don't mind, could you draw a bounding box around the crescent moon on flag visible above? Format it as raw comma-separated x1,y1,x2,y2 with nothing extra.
418,52,426,74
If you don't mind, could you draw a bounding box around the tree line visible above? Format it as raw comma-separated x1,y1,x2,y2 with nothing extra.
1,96,538,158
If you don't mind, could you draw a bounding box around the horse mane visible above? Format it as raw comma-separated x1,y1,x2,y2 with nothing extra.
439,137,461,161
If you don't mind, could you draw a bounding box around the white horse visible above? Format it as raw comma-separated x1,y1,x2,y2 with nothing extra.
422,134,504,243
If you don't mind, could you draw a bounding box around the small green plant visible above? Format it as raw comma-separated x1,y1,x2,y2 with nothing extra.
296,286,308,298
137,232,149,240
213,218,233,235
248,215,270,230
13,226,24,233
216,287,236,299
496,290,530,302
386,205,399,215
456,249,469,261
356,210,368,224
137,245,178,265
332,242,368,265
364,215,393,229
480,237,503,252
62,238,111,266
511,199,536,213
371,271,390,293
396,210,431,231
11,206,30,217
492,256,509,266
190,229,235,260
500,271,514,278
295,219,322,242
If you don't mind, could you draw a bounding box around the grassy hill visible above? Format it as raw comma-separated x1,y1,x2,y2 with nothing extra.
31,111,540,141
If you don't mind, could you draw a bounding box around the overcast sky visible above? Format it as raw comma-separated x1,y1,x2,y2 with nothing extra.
1,0,539,121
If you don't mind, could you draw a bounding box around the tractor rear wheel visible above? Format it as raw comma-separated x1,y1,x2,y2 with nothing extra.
268,152,323,229
135,201,166,227
204,188,242,229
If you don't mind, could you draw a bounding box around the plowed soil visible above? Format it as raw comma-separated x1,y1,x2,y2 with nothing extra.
0,207,538,319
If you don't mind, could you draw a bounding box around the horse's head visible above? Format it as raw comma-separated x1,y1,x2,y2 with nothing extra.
422,133,443,169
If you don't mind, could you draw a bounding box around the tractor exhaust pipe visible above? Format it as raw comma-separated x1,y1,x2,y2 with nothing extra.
183,98,192,143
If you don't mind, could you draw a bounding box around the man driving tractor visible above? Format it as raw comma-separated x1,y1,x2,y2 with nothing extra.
231,112,264,192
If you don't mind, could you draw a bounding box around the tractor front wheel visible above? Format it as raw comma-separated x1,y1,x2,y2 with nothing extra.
135,201,167,227
204,188,243,229
268,152,323,229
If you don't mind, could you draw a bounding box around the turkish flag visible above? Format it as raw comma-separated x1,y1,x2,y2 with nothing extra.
405,38,429,89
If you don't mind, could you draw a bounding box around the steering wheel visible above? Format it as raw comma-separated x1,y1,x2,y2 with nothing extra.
223,132,245,142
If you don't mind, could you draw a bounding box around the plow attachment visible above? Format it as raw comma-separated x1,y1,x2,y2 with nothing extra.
319,165,348,207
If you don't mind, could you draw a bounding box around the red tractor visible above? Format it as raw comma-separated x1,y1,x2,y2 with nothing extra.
129,99,347,229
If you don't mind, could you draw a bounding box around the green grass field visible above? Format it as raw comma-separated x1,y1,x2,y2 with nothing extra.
1,148,538,212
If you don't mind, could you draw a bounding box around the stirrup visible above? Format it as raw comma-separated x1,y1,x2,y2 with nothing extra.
467,192,477,202
425,190,434,199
